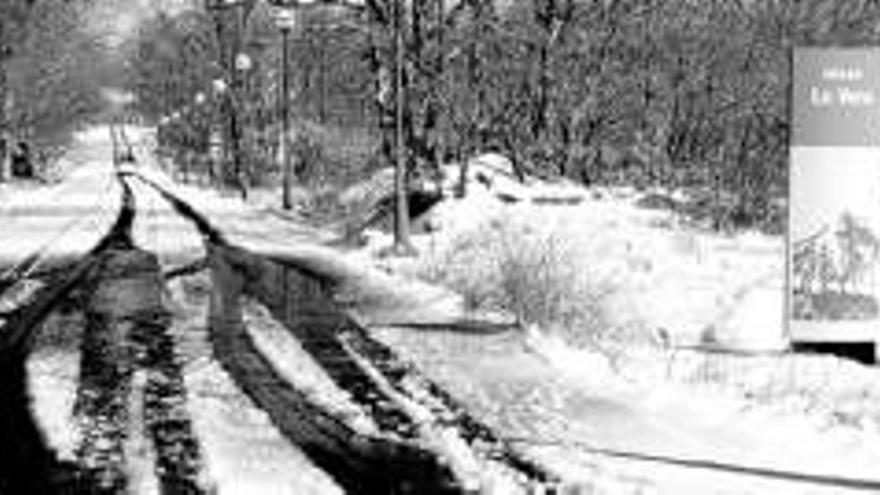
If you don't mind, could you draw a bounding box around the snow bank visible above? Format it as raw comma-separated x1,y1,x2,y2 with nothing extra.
380,165,787,352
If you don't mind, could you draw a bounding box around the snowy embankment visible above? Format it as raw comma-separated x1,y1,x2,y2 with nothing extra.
364,154,786,353
351,154,880,491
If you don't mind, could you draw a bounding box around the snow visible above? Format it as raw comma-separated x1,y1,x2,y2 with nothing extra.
241,300,378,435
168,277,343,495
126,176,206,266
379,160,787,351
523,324,625,393
123,370,161,495
0,158,122,267
16,129,880,492
27,347,81,462
356,156,880,492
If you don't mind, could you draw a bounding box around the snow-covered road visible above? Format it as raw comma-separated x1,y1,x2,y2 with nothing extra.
0,144,121,269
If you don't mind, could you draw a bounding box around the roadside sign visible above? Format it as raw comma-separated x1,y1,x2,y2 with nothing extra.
788,48,880,355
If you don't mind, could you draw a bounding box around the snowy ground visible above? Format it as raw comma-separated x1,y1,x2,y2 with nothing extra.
8,127,345,494
27,314,82,462
128,142,880,492
13,129,880,493
347,156,880,493
167,275,344,495
360,158,785,351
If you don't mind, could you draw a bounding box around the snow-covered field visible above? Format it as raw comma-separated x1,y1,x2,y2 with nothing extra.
349,155,880,492
14,130,880,493
154,146,880,491
364,157,785,351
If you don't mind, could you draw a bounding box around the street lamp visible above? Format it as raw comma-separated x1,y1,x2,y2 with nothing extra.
205,0,251,197
271,6,297,210
235,52,253,73
270,0,413,252
270,0,324,211
212,78,229,95
268,0,361,211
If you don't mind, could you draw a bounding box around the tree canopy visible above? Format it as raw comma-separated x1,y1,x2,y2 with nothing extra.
128,0,880,231
1,0,110,176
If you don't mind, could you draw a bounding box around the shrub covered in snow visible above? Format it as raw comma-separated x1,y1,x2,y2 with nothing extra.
413,213,621,350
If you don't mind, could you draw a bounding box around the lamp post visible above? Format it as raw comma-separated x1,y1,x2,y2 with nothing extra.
235,53,254,184
209,65,250,193
271,0,327,210
205,0,252,198
273,0,380,211
272,7,297,210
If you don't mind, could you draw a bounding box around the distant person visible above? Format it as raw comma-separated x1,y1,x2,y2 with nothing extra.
11,141,33,178
122,145,136,164
114,145,135,165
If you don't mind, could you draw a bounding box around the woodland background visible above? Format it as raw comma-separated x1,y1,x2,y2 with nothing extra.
4,0,880,232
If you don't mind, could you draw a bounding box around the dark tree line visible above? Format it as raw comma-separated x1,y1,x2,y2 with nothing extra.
0,0,108,180
132,0,880,231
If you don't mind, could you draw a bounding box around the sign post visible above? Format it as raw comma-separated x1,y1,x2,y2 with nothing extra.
789,48,880,360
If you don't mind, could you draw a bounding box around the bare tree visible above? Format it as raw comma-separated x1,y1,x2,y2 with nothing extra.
3,0,106,177
835,212,880,295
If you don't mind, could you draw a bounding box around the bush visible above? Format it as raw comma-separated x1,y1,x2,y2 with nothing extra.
417,217,612,348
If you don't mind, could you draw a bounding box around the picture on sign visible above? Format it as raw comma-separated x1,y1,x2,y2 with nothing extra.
789,48,880,341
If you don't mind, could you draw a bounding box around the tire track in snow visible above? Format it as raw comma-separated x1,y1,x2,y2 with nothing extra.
127,170,557,492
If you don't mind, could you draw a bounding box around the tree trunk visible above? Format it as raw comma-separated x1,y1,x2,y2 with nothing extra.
458,0,489,198
534,43,549,140
392,0,415,255
0,66,7,182
432,0,446,171
318,36,327,124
